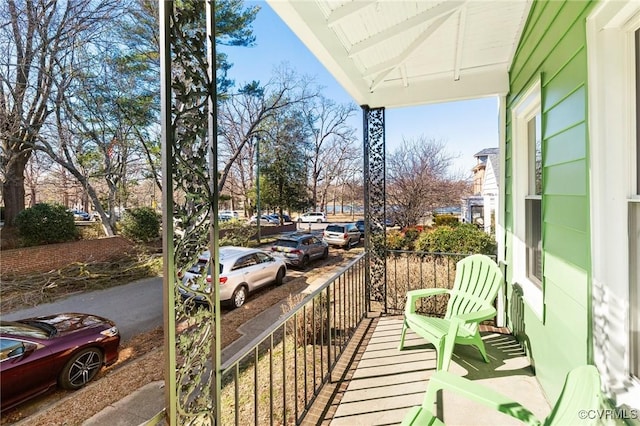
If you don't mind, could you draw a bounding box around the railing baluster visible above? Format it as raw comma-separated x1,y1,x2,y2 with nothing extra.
234,364,239,426
270,334,274,426
294,312,298,421
283,321,287,424
254,346,258,426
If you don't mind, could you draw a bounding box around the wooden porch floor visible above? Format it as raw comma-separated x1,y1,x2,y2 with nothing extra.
310,316,551,425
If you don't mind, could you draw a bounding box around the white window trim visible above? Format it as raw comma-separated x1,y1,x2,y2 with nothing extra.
511,77,544,321
587,0,640,409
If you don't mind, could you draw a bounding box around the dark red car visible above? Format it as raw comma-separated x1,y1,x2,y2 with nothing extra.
0,313,120,411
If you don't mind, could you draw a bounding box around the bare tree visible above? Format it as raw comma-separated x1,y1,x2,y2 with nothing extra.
218,67,316,214
301,95,359,211
0,0,120,226
387,136,470,227
23,151,52,207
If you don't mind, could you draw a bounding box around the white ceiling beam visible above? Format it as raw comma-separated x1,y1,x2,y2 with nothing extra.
400,64,408,88
366,12,454,90
453,5,468,81
366,69,509,109
348,0,466,57
326,1,376,27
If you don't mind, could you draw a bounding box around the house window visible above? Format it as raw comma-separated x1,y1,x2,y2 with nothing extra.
526,114,543,286
512,78,543,319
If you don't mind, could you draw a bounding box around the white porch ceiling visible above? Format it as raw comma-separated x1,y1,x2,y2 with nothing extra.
267,0,532,109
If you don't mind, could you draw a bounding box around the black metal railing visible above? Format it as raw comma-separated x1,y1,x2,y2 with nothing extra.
384,250,497,315
219,253,366,425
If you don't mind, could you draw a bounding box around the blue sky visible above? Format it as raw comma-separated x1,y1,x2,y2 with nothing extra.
221,2,499,177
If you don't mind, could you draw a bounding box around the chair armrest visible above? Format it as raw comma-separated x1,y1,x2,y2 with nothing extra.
454,307,497,324
405,288,450,316
421,371,542,426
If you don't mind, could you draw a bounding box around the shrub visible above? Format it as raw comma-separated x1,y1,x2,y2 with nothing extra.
402,227,421,250
414,223,497,255
433,214,460,227
386,229,405,250
120,207,160,242
15,203,78,246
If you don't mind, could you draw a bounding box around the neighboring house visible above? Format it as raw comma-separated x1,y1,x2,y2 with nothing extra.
482,153,499,235
270,0,640,411
461,148,499,232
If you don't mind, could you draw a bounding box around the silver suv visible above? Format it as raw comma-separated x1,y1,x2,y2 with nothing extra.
180,246,287,308
270,233,329,268
297,212,327,223
323,223,361,249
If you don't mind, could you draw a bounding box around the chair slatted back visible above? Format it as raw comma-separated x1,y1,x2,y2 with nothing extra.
544,365,602,426
445,254,503,321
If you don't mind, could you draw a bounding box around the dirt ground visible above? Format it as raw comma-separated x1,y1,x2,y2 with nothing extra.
1,247,362,425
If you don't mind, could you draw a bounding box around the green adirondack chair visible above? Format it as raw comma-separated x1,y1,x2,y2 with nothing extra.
399,254,503,371
401,365,603,425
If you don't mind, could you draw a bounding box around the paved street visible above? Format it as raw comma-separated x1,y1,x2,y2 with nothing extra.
3,277,163,342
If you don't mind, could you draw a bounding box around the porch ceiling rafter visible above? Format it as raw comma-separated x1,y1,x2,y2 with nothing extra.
367,11,454,92
327,0,375,27
347,0,466,57
453,6,468,81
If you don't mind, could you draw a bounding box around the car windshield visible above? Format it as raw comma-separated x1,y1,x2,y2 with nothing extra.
274,239,298,248
326,225,344,232
0,321,54,338
187,260,223,275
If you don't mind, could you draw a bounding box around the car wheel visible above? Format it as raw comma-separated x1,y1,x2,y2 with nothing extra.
275,267,285,285
297,218,302,223
316,219,322,223
301,255,310,269
59,347,104,390
321,248,329,259
231,286,248,309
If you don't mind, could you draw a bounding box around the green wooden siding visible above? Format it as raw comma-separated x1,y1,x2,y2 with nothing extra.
504,0,596,401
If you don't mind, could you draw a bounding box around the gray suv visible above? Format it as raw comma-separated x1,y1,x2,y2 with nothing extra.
270,233,329,268
323,223,361,249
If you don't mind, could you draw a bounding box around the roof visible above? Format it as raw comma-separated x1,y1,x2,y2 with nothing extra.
474,147,499,158
267,0,532,109
487,153,500,183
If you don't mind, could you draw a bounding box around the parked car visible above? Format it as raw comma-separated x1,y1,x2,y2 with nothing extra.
297,212,327,223
248,214,279,225
70,210,90,221
0,313,121,411
270,233,329,268
180,247,287,309
219,210,240,220
268,213,292,223
219,213,233,222
323,223,361,249
355,219,365,238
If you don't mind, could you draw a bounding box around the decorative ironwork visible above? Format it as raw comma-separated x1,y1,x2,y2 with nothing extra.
362,106,387,312
160,1,220,424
